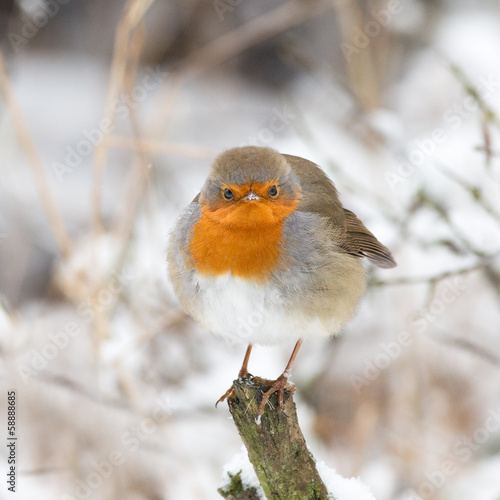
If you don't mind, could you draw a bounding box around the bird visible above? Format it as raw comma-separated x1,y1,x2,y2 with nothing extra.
167,146,396,418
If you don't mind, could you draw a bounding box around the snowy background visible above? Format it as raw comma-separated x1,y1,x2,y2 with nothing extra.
1,0,500,498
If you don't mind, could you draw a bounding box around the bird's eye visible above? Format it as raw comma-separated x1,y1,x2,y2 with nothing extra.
223,188,234,200
268,185,278,197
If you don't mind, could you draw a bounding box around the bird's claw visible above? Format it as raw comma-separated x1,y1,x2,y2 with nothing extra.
215,385,235,407
254,374,295,417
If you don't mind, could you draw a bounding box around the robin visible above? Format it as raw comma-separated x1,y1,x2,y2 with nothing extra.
167,146,396,418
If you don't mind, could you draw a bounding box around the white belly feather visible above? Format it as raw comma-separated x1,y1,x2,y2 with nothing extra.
191,272,343,346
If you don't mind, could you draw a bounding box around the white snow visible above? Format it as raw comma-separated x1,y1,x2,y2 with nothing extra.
220,447,266,499
317,461,377,500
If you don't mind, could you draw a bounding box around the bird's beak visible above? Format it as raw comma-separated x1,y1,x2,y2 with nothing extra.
244,191,261,201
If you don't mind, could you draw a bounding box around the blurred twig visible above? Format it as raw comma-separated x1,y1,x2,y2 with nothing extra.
332,0,381,111
411,189,500,296
0,50,73,258
435,163,500,225
447,60,500,130
38,372,133,412
432,329,500,369
117,12,152,244
371,255,499,287
480,112,493,167
91,0,156,233
414,190,488,257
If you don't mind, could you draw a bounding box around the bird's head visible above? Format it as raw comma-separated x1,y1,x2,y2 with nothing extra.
199,146,302,229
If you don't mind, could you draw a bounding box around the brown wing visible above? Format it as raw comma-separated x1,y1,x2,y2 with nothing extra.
284,154,396,269
341,209,396,268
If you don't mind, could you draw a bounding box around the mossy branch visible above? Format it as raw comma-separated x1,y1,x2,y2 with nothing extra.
219,377,330,500
218,470,262,500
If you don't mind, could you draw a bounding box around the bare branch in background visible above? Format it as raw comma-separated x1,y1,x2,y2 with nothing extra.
432,329,500,369
371,253,500,288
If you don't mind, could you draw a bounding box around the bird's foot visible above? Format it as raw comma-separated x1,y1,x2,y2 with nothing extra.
254,372,295,417
215,371,252,407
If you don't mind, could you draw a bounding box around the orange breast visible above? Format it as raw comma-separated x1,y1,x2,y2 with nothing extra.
189,199,298,282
